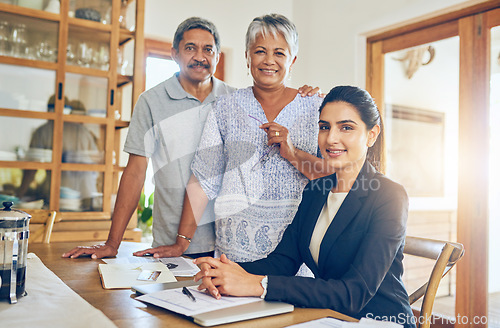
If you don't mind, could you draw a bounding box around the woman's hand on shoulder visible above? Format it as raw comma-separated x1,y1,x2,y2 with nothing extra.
193,254,264,298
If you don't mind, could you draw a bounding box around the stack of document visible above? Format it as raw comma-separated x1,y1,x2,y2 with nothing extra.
135,285,293,326
102,256,200,276
98,262,177,289
136,287,262,317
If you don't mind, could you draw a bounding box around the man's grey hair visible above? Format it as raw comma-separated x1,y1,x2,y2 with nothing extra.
173,17,221,52
245,14,299,58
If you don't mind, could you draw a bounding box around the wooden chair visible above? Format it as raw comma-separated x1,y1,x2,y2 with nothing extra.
22,209,61,243
404,236,464,328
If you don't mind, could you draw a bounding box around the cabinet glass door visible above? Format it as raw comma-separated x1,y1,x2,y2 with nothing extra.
62,122,105,164
0,116,53,162
0,168,51,209
59,171,103,212
0,11,58,62
64,73,108,116
70,0,112,25
0,63,56,111
67,26,111,70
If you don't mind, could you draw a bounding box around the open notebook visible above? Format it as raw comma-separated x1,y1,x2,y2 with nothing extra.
133,280,294,326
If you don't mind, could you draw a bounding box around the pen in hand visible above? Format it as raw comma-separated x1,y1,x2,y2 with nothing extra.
182,287,196,302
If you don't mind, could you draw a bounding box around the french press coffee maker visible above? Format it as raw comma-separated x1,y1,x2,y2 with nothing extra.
0,201,30,303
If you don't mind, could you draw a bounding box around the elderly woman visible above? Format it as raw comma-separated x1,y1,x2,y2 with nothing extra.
135,14,325,263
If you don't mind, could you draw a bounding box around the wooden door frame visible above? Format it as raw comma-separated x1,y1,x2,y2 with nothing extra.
366,1,500,327
142,38,226,92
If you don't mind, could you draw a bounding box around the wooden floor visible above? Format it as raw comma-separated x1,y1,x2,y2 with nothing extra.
418,292,500,327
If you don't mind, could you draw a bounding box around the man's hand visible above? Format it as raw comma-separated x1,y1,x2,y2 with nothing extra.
298,85,325,97
62,243,118,259
133,243,185,258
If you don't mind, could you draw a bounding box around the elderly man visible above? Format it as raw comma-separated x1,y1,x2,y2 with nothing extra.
63,17,234,259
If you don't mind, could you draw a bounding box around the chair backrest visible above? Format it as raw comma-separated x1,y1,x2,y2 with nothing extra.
403,236,464,328
22,209,61,243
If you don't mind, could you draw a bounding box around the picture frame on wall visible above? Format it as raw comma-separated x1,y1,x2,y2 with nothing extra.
385,104,445,197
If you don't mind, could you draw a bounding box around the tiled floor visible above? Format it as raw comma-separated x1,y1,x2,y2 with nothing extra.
417,292,500,327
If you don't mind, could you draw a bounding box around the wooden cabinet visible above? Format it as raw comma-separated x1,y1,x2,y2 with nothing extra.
0,0,144,242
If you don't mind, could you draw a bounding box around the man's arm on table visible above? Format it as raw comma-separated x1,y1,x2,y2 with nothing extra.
62,154,148,259
133,174,209,258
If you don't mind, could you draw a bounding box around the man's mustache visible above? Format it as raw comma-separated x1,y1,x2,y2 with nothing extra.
188,61,210,68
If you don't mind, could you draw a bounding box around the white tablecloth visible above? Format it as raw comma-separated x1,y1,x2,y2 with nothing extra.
0,253,117,328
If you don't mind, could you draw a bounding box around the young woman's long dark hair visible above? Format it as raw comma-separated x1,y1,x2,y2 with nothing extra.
318,86,384,171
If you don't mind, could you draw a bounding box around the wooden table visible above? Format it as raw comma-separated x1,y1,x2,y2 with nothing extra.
28,241,357,328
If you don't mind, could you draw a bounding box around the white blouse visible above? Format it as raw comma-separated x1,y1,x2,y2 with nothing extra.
309,191,348,265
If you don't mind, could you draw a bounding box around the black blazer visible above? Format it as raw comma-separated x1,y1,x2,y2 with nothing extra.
240,161,416,328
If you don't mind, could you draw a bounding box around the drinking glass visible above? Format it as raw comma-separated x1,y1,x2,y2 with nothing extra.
77,42,92,67
94,44,109,70
10,23,27,58
37,41,55,62
66,42,76,65
0,21,10,56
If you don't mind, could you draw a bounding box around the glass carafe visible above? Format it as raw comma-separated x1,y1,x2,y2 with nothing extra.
0,201,30,304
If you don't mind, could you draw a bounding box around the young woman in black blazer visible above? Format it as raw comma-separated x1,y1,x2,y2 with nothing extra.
194,86,416,328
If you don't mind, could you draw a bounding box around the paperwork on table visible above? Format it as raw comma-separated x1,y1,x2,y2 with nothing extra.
98,262,177,289
136,286,262,317
102,255,200,276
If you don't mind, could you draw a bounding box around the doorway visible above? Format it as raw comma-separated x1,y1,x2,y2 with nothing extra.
366,2,500,327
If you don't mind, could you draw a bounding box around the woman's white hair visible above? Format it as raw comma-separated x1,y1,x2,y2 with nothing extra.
245,14,299,58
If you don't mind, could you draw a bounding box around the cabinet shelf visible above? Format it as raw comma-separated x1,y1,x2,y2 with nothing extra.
114,120,130,129
0,55,58,70
63,113,109,124
65,64,109,77
0,3,60,22
0,160,53,170
119,29,134,45
68,17,112,32
0,108,56,120
61,162,106,171
117,74,133,87
113,165,126,172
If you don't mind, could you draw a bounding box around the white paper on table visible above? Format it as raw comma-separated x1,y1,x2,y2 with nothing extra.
98,262,177,289
285,317,403,328
102,256,200,276
359,318,403,327
285,317,346,328
158,257,200,276
102,257,157,264
136,286,262,316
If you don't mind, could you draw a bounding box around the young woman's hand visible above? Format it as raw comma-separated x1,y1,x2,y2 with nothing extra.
193,254,264,298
